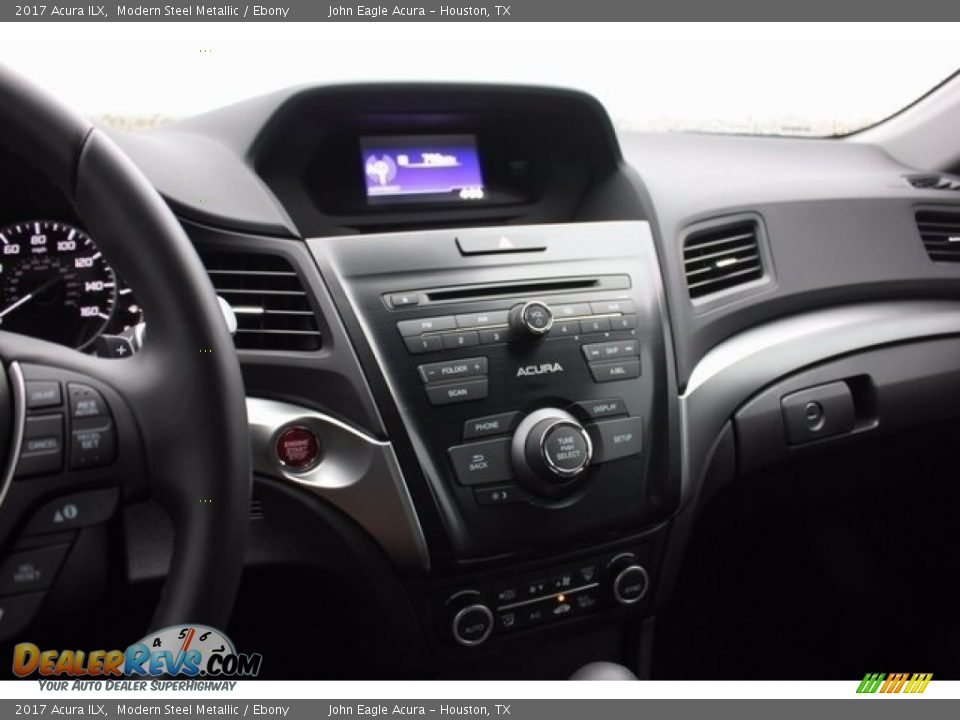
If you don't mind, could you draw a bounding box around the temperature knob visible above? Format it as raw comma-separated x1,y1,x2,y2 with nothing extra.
509,300,553,341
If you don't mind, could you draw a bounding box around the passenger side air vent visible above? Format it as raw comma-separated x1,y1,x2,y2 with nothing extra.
916,211,960,263
198,251,322,351
682,219,764,299
907,174,960,192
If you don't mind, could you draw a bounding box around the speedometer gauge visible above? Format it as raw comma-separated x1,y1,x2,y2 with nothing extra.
0,220,116,349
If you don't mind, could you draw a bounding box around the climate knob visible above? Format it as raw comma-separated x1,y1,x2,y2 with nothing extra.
511,408,593,498
608,553,650,606
508,300,553,341
444,591,494,647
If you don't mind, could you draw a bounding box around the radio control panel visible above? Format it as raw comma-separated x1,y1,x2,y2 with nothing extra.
310,221,680,563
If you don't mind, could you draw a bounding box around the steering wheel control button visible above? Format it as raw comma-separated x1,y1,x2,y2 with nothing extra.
418,357,488,384
463,411,521,440
397,316,457,337
473,484,532,506
24,488,120,536
573,398,627,419
781,381,855,445
448,438,513,486
67,384,109,419
589,416,643,464
588,357,641,383
15,414,64,478
509,300,553,341
426,378,489,406
0,593,45,642
69,418,117,470
275,426,321,471
0,544,70,594
542,423,591,477
25,381,62,410
451,604,494,647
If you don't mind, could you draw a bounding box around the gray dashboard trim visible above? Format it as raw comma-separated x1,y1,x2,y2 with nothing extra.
246,397,429,572
0,363,26,511
680,300,960,505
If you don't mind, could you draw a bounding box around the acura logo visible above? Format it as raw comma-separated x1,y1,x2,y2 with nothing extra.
516,362,564,377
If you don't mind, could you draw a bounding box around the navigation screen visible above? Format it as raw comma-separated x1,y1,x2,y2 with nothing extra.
361,134,485,204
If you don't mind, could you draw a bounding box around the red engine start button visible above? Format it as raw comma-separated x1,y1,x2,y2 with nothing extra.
275,426,320,470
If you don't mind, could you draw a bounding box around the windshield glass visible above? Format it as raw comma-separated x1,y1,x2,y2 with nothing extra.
5,22,958,136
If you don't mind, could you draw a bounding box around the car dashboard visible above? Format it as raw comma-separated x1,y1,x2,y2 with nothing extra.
5,83,960,678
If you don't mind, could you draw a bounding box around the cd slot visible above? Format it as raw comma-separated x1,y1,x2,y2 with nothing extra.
425,275,630,304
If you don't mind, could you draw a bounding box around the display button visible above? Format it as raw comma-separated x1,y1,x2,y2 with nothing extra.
464,411,520,439
478,328,510,345
24,488,121,536
610,314,639,331
591,299,636,315
388,292,420,308
426,379,488,406
441,331,480,350
589,416,643,463
474,484,532,506
397,316,456,337
579,318,610,334
0,545,70,594
0,593,45,641
26,381,61,410
68,384,109,419
275,426,321,470
419,357,488,384
447,438,512,486
573,398,627,419
15,415,64,478
552,303,591,319
404,335,443,354
589,358,641,383
456,311,509,329
581,340,639,362
69,417,116,470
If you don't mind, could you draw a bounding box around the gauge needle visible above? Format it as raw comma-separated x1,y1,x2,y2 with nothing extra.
0,276,60,320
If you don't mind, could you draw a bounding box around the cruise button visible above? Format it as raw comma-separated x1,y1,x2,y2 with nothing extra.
426,379,489,406
448,438,513,486
589,358,641,383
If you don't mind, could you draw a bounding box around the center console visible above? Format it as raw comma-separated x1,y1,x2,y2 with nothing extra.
309,220,680,649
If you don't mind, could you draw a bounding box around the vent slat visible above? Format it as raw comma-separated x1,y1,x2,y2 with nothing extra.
198,250,323,351
916,211,960,265
683,221,764,299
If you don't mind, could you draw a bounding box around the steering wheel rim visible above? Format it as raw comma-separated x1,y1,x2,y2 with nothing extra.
0,66,251,631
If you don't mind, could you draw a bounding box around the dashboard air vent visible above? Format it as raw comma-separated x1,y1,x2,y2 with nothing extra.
199,251,322,351
916,211,960,263
682,220,764,299
907,174,960,192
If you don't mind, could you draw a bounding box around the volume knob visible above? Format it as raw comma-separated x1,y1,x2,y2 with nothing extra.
509,300,553,341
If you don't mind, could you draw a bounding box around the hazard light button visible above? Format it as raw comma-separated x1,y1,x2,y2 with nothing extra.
275,426,321,470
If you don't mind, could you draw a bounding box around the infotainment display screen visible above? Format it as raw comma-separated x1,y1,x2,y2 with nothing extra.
360,134,485,204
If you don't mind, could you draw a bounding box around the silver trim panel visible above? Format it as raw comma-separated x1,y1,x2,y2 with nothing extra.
680,301,960,506
246,397,430,572
0,363,26,510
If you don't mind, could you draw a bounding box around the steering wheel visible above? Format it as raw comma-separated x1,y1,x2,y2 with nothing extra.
0,67,250,632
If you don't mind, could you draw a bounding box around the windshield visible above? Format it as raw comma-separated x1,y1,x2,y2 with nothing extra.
5,22,958,136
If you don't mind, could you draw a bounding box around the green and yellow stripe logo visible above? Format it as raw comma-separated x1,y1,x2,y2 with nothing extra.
857,673,933,694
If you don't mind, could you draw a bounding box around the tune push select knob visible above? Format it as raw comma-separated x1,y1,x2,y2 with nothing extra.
509,300,553,341
511,408,593,498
